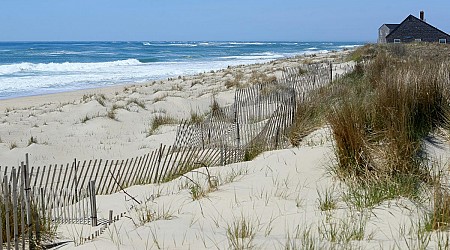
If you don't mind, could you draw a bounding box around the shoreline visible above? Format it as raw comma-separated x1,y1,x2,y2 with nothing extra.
0,49,351,108
0,50,352,167
0,41,363,102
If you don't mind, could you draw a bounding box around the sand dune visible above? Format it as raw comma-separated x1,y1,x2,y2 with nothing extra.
4,50,437,249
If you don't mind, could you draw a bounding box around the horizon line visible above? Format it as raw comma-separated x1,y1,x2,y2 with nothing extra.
0,40,371,43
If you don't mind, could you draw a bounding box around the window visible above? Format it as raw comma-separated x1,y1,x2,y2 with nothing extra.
394,39,401,43
439,39,447,44
415,39,422,42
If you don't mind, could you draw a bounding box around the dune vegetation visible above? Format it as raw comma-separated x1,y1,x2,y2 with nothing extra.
291,43,450,234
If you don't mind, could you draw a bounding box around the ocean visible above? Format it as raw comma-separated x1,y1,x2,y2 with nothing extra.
0,41,362,99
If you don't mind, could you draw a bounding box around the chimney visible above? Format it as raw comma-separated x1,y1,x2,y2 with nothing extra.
420,11,424,21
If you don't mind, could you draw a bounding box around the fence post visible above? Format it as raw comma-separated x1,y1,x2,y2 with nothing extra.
22,159,34,249
200,123,205,150
35,208,40,247
20,181,25,250
109,210,113,225
11,168,19,250
0,182,2,248
236,122,240,148
4,176,11,250
74,159,79,202
157,143,163,169
220,146,224,166
275,126,280,149
89,181,97,227
330,62,333,84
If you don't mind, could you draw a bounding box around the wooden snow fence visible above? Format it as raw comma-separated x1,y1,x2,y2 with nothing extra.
0,159,43,249
172,62,338,157
0,161,107,249
0,61,358,249
0,146,229,198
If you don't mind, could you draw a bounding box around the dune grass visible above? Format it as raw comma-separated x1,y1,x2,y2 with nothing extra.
329,50,449,179
147,114,178,136
289,44,450,228
0,199,57,247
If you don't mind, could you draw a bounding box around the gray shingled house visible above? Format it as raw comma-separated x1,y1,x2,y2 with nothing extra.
378,11,450,44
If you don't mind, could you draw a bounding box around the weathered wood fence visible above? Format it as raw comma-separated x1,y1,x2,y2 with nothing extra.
0,146,242,196
0,61,355,248
172,62,354,157
0,159,42,249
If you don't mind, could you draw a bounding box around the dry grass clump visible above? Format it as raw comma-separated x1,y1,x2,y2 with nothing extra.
347,44,378,62
147,114,178,136
127,98,146,109
95,94,107,107
225,79,241,89
249,70,277,85
314,48,450,222
9,142,18,150
28,136,38,146
133,202,174,226
329,52,449,180
225,70,245,89
107,110,117,120
279,44,450,215
0,199,56,247
426,183,450,231
243,141,266,161
189,111,205,124
392,42,450,60
328,100,371,177
342,173,423,210
424,168,450,232
289,93,331,147
226,216,256,250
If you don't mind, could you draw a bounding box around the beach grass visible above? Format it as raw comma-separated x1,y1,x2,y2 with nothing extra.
147,114,178,136
330,46,449,178
288,44,450,235
0,199,57,247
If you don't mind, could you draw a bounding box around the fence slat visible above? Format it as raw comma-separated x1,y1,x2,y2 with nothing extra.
33,166,40,188
153,144,166,183
12,168,19,250
123,157,137,188
106,160,121,194
144,151,157,184
113,158,130,192
158,146,172,182
99,160,113,195
54,163,64,192
136,153,149,184
130,156,144,186
4,176,11,250
78,160,91,191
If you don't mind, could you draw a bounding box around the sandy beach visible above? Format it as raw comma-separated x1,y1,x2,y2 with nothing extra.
0,50,348,167
2,0,450,248
4,48,448,250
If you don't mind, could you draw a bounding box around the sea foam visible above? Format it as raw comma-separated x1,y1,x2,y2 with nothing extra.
0,41,363,99
0,59,142,76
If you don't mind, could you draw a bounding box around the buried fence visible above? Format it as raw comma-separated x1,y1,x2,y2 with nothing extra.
0,146,239,248
0,146,241,196
172,61,348,155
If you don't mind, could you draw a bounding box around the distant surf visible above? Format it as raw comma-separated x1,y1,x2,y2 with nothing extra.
0,41,362,99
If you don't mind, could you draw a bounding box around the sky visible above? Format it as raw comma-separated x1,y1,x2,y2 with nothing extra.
0,0,449,42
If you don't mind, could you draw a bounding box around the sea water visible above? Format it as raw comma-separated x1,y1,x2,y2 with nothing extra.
0,41,362,99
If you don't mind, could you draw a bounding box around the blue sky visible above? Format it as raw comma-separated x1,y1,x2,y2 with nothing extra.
1,0,449,42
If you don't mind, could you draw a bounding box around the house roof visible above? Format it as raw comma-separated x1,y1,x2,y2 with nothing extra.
386,14,450,39
384,24,399,30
